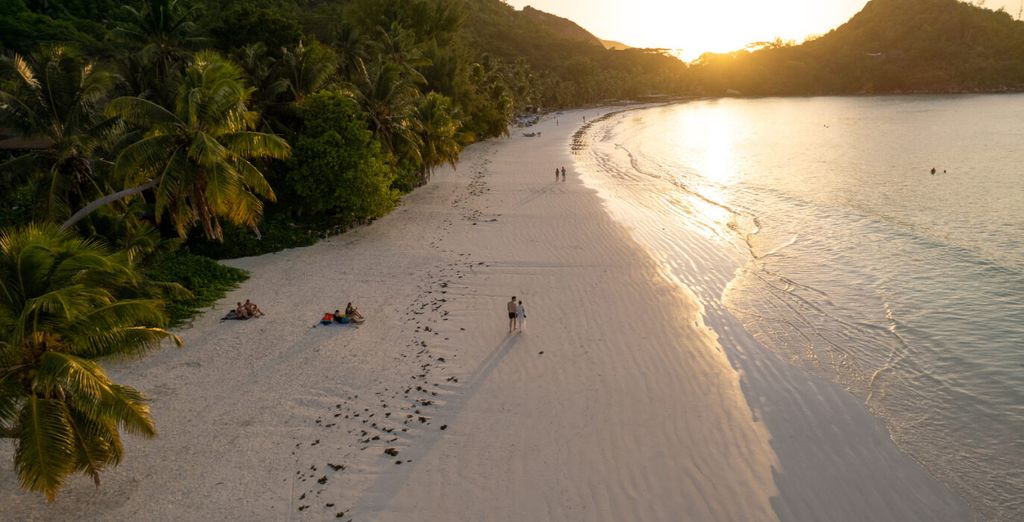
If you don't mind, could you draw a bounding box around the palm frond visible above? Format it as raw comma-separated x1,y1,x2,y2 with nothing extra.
15,396,75,501
11,54,41,90
65,409,118,485
113,134,178,184
107,97,177,128
220,132,291,160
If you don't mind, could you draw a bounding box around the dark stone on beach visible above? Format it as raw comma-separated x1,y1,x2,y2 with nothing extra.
318,476,327,484
384,447,399,457
440,424,448,430
418,416,428,423
299,505,308,511
327,463,344,471
326,503,335,507
299,493,306,500
539,351,544,355
336,512,345,518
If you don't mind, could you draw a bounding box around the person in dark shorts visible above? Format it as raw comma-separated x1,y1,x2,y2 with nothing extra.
507,296,517,333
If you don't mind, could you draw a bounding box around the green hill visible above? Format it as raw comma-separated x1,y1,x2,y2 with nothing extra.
693,0,1024,95
457,0,691,105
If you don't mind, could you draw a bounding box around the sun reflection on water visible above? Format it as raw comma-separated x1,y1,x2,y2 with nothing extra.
662,106,744,243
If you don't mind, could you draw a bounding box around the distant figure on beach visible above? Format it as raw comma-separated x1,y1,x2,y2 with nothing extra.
321,312,333,325
931,167,936,175
583,115,586,123
556,167,560,181
235,302,250,319
244,299,264,317
346,302,364,322
561,166,566,181
507,296,518,333
516,300,526,331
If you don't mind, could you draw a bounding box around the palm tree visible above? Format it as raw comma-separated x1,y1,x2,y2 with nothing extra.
349,57,421,157
414,92,462,183
0,223,182,501
332,24,369,81
114,0,203,101
0,46,120,221
277,41,337,104
66,51,291,240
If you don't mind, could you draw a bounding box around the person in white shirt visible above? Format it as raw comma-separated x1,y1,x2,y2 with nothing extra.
516,300,526,331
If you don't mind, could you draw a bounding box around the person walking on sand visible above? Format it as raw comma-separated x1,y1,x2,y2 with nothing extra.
507,296,518,333
561,166,566,181
555,167,560,182
516,300,526,331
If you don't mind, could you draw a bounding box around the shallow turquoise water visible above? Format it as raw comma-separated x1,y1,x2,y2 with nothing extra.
582,96,1023,520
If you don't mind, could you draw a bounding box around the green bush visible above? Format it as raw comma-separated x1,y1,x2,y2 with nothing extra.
286,91,400,223
0,183,35,229
144,251,250,326
184,213,321,260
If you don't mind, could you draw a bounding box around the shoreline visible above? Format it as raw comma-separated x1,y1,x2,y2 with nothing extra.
1,106,971,521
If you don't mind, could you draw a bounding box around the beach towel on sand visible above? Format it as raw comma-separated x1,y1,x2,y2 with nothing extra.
221,310,248,321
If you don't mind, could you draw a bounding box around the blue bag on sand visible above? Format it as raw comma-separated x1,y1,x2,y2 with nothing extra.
340,316,350,324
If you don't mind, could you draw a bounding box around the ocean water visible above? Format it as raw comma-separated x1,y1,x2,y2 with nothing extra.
575,96,1023,520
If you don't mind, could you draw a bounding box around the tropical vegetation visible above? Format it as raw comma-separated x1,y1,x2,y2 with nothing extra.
0,224,181,500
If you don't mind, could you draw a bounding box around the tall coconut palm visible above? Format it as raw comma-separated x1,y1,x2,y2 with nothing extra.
114,0,202,101
333,24,369,81
0,46,120,221
349,57,421,157
414,92,462,182
69,51,291,240
277,41,337,104
0,223,182,501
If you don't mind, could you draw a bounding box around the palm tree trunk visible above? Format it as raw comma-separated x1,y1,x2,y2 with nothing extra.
60,179,160,230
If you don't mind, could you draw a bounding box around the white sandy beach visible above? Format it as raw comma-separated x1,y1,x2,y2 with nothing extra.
1,108,973,521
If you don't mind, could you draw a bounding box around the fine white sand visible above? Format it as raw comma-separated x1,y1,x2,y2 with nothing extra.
1,107,971,521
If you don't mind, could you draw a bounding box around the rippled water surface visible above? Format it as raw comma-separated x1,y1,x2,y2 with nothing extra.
578,96,1023,520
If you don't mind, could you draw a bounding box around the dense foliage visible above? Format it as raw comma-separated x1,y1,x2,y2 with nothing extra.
143,250,249,325
287,91,399,221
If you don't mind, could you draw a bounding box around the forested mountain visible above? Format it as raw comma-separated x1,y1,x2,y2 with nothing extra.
456,0,691,106
693,0,1024,95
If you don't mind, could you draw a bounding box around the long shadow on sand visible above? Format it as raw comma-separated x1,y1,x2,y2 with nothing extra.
353,333,521,514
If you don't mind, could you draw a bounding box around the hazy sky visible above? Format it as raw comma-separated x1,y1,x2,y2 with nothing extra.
505,0,1022,59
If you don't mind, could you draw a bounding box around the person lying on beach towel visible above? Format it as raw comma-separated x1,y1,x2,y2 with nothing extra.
321,312,334,325
222,302,250,321
244,299,265,317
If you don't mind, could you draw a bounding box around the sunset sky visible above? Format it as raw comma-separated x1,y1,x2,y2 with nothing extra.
505,0,1022,60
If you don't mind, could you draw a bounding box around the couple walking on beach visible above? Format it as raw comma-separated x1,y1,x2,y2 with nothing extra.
507,296,526,333
555,166,565,182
